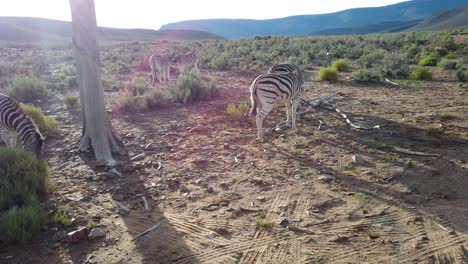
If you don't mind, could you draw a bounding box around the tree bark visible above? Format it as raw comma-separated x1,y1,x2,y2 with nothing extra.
69,0,124,166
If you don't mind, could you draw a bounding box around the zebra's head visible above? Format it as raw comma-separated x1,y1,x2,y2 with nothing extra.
24,131,45,159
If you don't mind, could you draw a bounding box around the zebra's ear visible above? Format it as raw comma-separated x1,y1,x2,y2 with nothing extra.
42,132,47,142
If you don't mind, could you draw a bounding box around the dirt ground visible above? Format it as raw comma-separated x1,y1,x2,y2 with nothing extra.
1,53,468,263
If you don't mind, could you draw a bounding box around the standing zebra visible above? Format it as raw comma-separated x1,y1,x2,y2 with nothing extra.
174,52,199,75
149,53,172,85
0,93,45,158
249,68,303,140
268,63,303,83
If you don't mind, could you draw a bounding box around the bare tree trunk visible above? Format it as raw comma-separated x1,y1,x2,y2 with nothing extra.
70,0,124,166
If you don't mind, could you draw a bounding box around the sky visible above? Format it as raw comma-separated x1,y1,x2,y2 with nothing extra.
0,0,409,30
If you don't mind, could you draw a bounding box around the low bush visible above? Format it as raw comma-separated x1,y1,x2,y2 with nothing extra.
170,70,218,103
20,104,60,135
318,67,338,82
331,59,350,72
456,70,466,82
64,94,80,109
8,76,49,102
352,69,381,83
438,59,458,70
112,92,149,113
410,67,432,80
0,202,47,242
445,53,457,60
0,148,50,209
382,55,410,78
227,102,249,118
419,55,437,66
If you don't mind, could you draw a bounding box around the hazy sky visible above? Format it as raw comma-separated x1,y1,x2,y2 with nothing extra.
1,0,409,29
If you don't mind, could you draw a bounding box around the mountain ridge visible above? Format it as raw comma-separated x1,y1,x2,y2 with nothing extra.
160,0,468,39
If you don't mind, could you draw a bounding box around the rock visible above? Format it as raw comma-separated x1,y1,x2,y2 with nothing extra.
131,153,145,161
67,227,89,243
318,174,334,183
179,184,190,193
352,155,366,165
55,230,67,240
191,157,210,168
88,228,106,240
205,187,214,193
64,193,84,202
207,232,217,239
257,196,266,202
327,235,349,243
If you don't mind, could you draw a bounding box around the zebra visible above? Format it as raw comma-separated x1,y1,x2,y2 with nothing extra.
149,52,172,85
268,63,303,83
248,69,303,140
0,93,45,158
173,52,199,75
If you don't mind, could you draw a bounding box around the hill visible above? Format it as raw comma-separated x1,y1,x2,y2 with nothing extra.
0,17,223,43
160,0,468,39
309,20,422,36
408,6,468,31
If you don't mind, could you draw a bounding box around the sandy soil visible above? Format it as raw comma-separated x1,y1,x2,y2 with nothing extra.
0,47,467,264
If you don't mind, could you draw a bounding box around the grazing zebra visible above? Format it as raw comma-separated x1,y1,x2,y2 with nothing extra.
268,63,303,83
249,69,303,140
0,93,44,158
149,53,172,84
174,52,199,75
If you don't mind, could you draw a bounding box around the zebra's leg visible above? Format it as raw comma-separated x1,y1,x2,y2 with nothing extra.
285,102,291,127
167,67,171,81
291,98,301,131
256,106,272,141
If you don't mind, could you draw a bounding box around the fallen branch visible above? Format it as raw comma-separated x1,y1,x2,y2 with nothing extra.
131,222,161,241
141,196,149,211
391,147,439,157
385,78,400,87
239,207,263,213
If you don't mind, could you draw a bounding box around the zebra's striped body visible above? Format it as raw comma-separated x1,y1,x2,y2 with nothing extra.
249,69,303,140
268,63,303,84
174,52,199,75
0,93,44,158
149,53,171,84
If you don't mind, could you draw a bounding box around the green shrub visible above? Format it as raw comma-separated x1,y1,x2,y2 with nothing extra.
445,53,457,60
0,202,46,241
227,102,249,118
211,53,231,70
318,67,339,82
406,44,419,60
0,148,50,209
20,104,60,135
410,67,432,80
64,94,79,109
112,92,149,113
382,55,410,78
419,55,438,66
8,76,49,102
54,205,72,227
123,76,147,96
439,59,458,70
456,70,467,82
171,70,218,103
332,59,350,72
144,89,173,109
352,69,381,83
435,47,448,57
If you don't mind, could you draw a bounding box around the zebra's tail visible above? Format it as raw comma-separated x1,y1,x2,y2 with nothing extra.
248,76,261,117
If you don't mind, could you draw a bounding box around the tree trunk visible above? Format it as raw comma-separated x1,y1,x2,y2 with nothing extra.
69,0,124,166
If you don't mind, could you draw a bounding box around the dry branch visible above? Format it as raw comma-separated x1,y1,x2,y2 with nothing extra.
131,222,161,241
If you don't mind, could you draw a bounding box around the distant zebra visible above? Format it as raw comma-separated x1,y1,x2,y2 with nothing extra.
174,52,199,75
268,63,303,83
149,53,172,84
249,69,303,140
0,93,44,158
